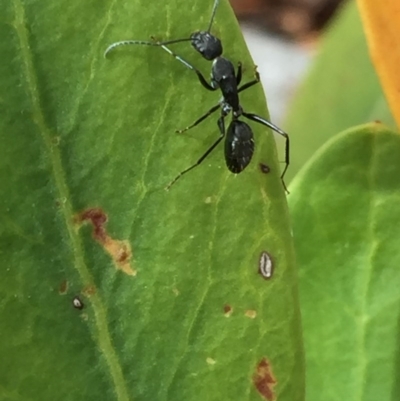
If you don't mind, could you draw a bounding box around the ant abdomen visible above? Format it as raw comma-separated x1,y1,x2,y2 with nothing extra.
225,120,255,174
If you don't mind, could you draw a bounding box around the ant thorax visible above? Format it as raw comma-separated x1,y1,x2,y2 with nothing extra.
221,101,232,116
220,101,242,118
233,106,243,118
211,57,235,83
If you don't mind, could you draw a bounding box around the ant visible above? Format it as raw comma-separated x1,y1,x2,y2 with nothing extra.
105,0,289,192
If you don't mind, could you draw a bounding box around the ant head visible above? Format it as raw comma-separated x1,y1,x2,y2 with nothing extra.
190,31,223,60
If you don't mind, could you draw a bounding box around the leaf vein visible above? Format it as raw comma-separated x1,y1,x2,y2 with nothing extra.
12,1,131,399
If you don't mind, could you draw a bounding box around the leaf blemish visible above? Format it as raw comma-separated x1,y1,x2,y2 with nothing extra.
81,313,89,321
259,163,270,174
51,136,61,146
223,304,233,317
206,357,216,365
59,279,68,295
75,207,136,276
245,309,257,319
259,251,273,279
253,358,277,401
72,296,84,310
55,197,67,208
82,284,97,296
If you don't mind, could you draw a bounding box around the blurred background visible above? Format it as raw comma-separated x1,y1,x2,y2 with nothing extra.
231,0,345,124
228,0,395,183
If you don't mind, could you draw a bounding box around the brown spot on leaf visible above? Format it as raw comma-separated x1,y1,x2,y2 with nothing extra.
75,207,136,276
223,304,233,317
245,309,257,319
253,358,277,401
259,163,270,174
116,247,129,263
52,136,61,146
55,198,66,208
59,279,68,295
82,284,97,296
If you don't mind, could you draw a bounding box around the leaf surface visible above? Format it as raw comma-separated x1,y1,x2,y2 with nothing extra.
289,123,400,401
0,0,303,400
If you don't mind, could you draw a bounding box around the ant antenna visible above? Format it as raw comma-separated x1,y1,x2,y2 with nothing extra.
207,0,220,32
104,38,192,58
104,0,222,59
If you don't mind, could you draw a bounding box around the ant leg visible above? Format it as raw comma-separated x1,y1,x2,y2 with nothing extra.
238,79,259,93
242,112,290,193
236,62,242,85
166,116,226,190
238,68,260,93
154,42,217,91
176,104,220,133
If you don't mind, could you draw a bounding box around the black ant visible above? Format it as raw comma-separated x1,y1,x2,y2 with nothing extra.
105,0,289,192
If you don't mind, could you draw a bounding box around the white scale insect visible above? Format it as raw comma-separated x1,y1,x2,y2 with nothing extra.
259,251,273,279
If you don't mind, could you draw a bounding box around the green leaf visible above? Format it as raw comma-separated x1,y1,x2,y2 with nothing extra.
289,123,400,401
0,0,303,400
284,1,395,183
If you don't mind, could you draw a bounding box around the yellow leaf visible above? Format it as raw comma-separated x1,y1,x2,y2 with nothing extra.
357,0,400,128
